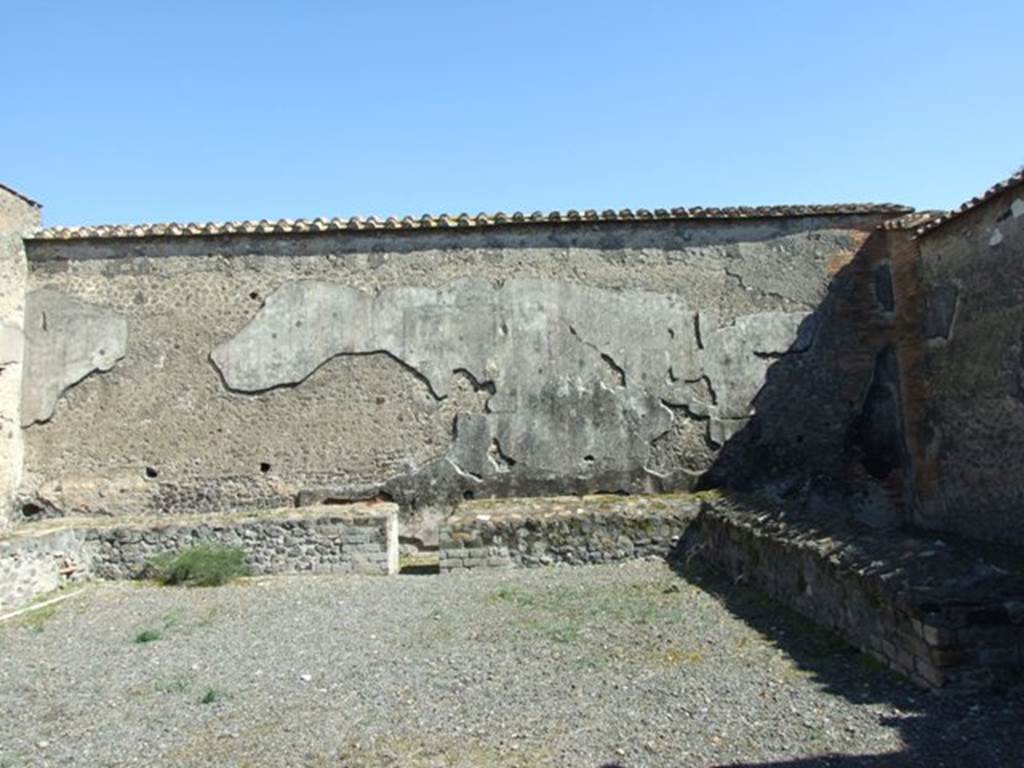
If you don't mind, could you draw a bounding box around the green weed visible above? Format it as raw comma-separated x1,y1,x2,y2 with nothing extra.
134,629,162,644
147,543,250,587
199,687,226,704
153,674,192,694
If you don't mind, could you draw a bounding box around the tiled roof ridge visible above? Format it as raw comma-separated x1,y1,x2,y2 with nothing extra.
30,202,913,241
915,168,1024,238
0,182,42,209
878,210,944,231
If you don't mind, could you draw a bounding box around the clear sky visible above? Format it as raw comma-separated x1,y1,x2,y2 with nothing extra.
2,1,1022,227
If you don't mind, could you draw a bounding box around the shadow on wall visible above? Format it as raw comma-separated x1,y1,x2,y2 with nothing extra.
362,226,913,515
672,229,1024,765
697,229,911,527
20,213,910,519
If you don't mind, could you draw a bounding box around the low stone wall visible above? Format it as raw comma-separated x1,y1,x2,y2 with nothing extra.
439,494,699,572
0,527,88,611
0,502,398,611
87,504,398,580
684,497,1024,690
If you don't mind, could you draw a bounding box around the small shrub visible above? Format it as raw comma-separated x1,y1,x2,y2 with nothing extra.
147,543,250,587
134,629,162,644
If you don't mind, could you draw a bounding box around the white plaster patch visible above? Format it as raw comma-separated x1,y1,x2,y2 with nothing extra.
21,290,129,426
0,322,22,366
1012,198,1024,219
990,228,1004,247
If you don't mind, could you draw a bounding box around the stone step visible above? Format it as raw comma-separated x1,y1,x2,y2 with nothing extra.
0,502,399,611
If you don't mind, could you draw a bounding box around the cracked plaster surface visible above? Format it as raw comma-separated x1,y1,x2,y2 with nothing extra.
212,278,814,483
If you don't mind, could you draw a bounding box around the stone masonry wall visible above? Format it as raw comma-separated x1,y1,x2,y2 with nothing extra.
439,494,699,572
684,496,1024,690
893,181,1024,545
0,527,87,611
0,502,398,611
18,214,895,520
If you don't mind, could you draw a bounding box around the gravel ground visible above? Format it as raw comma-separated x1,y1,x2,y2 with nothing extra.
0,560,1021,768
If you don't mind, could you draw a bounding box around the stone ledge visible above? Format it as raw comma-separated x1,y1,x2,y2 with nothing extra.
0,503,399,611
683,496,1024,690
439,494,700,572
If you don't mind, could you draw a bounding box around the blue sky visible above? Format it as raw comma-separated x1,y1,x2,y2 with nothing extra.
2,1,1021,226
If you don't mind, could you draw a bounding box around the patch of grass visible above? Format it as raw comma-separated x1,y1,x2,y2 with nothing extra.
489,584,536,608
543,622,579,644
3,587,86,632
487,577,692,660
153,674,192,694
147,543,250,587
194,604,222,628
134,629,162,644
571,656,604,671
199,687,226,704
133,609,183,644
12,602,59,633
663,647,704,665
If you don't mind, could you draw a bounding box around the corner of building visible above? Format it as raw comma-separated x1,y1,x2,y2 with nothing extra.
0,183,42,532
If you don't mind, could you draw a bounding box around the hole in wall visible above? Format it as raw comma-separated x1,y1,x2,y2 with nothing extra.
583,454,595,463
249,291,260,300
145,467,159,479
399,560,441,576
259,462,271,474
21,503,44,520
463,490,475,500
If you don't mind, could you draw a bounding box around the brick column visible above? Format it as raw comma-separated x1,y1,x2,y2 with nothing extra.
0,185,41,531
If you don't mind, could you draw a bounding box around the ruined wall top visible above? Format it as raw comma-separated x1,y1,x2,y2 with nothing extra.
0,184,42,234
914,168,1024,238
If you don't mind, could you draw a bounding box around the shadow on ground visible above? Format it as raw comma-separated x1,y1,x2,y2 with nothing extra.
650,227,1024,766
659,559,1024,768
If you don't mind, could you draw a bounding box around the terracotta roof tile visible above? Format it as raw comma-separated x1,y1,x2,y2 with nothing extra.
878,211,943,231
914,169,1024,238
29,202,913,242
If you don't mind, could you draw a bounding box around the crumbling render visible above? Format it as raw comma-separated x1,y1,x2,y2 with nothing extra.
211,278,816,484
21,290,128,426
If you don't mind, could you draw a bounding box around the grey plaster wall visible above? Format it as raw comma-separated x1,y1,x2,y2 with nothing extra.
20,216,887,519
901,188,1024,545
0,188,41,530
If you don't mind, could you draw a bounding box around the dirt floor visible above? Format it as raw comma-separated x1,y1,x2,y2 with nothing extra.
1,560,1021,767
